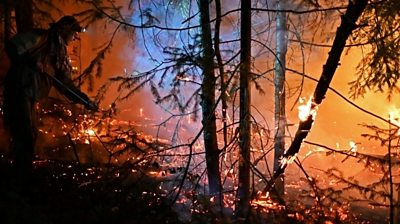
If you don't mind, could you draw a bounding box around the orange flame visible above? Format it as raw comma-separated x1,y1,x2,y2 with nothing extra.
251,191,285,211
140,108,143,117
349,141,357,153
85,129,96,136
298,97,317,121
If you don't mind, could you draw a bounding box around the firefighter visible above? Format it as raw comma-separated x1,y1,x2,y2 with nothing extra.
3,15,98,183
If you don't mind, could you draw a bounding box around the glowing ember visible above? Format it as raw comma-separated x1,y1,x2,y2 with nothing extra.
251,191,285,211
389,110,400,135
279,154,297,169
85,129,96,136
389,110,400,124
210,196,215,203
148,171,159,175
177,76,192,82
349,141,357,153
298,97,317,121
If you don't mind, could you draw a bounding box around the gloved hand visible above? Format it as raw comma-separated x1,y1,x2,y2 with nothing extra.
85,100,99,112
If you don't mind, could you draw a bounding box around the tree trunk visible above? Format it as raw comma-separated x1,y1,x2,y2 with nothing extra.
214,0,228,150
273,0,287,197
199,0,222,204
3,0,13,41
236,0,252,220
268,0,368,187
15,0,34,33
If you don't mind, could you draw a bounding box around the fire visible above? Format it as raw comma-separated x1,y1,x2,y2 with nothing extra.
298,97,318,121
389,108,400,135
210,196,215,203
251,191,285,211
177,76,192,82
389,110,400,124
85,129,96,136
349,141,357,153
389,109,400,128
148,171,159,175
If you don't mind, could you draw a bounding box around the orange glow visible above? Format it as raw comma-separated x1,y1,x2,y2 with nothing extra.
148,171,159,175
389,109,400,135
251,191,285,211
389,109,400,125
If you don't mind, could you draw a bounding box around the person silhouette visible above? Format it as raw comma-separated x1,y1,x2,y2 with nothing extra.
3,15,98,183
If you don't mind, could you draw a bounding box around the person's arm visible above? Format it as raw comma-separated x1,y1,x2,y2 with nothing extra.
49,35,98,111
53,70,98,111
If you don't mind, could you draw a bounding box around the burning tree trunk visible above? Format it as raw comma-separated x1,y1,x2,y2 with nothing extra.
270,0,368,186
236,0,252,220
273,0,288,197
199,0,222,204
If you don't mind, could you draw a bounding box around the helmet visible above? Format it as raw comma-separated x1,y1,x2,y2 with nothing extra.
55,16,82,33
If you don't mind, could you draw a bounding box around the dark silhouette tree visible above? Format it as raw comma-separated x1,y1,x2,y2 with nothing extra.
349,0,400,99
199,0,223,206
15,0,34,33
236,0,252,221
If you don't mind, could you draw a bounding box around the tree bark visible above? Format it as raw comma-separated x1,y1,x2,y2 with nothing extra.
3,0,13,41
199,0,222,204
236,0,252,220
269,0,368,185
273,0,287,197
15,0,34,33
214,0,228,150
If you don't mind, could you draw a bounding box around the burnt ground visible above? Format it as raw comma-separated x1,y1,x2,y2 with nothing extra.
0,157,181,224
0,155,392,224
0,155,298,224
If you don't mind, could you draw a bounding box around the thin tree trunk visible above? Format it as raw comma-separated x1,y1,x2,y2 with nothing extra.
388,118,394,224
267,0,368,188
199,0,222,204
273,0,287,197
236,0,252,220
3,0,12,41
214,0,228,150
15,0,34,33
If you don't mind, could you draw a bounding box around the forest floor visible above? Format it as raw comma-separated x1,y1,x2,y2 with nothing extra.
0,156,390,224
0,157,182,224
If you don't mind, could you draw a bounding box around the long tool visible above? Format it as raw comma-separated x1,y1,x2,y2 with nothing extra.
43,72,94,108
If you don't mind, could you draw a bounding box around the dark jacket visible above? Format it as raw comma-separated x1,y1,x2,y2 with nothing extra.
5,27,90,104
